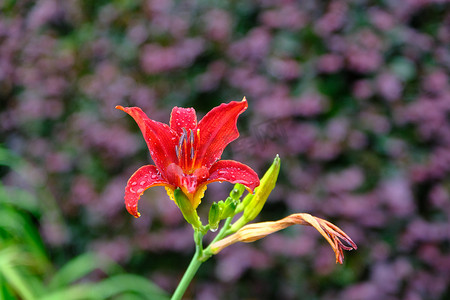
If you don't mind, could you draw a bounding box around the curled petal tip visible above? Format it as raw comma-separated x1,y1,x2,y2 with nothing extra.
115,105,125,111
124,165,169,219
126,204,141,218
241,97,248,108
126,201,142,218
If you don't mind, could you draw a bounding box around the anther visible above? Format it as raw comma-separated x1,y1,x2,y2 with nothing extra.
181,127,188,168
190,129,194,145
190,128,201,169
179,130,186,150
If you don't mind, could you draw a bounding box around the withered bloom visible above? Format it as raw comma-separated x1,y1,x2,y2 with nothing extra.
211,213,357,264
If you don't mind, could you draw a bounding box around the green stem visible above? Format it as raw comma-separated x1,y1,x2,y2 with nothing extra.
201,217,232,258
213,217,232,242
171,218,235,299
170,245,203,300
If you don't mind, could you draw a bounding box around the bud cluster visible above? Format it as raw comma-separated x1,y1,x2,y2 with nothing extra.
207,183,246,231
175,155,281,235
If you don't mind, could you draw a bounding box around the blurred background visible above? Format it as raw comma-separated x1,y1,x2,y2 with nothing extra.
1,0,450,299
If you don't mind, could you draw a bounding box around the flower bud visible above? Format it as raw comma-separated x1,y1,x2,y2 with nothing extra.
174,188,202,229
220,197,238,219
208,202,221,231
243,155,280,222
229,183,246,200
237,191,253,213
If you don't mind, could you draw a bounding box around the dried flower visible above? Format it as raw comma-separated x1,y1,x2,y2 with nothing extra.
211,213,357,264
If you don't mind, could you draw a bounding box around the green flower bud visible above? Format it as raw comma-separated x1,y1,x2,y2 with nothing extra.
174,188,202,229
229,183,246,200
243,155,280,222
238,192,253,210
208,202,221,231
221,197,238,219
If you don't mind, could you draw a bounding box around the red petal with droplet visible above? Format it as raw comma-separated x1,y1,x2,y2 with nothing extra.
205,160,260,192
116,106,178,174
124,165,172,217
196,99,248,169
170,107,198,136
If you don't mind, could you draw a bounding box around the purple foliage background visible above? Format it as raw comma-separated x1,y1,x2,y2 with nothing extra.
1,0,450,299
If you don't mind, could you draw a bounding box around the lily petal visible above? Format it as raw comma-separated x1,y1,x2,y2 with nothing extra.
116,106,178,174
196,98,248,169
170,107,198,136
191,184,207,210
124,165,172,218
205,160,260,192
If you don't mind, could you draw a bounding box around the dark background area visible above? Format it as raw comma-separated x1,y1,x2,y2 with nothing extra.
1,0,450,299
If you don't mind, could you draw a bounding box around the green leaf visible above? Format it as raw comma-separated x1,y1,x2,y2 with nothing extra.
0,145,21,170
48,253,119,290
0,183,39,213
37,283,95,300
89,274,168,300
43,275,169,300
0,247,40,300
0,208,48,270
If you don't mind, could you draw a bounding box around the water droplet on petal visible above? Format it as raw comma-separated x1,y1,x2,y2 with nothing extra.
151,174,157,179
131,182,137,186
137,188,144,194
140,181,146,185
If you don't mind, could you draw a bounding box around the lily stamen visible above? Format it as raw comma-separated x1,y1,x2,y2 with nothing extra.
189,128,195,145
189,129,195,161
178,129,186,164
191,129,200,169
182,127,188,170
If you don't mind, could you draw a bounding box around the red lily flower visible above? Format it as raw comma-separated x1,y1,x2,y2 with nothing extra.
116,98,260,218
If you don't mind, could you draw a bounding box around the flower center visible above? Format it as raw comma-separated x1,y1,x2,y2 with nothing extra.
175,127,200,173
166,163,209,195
